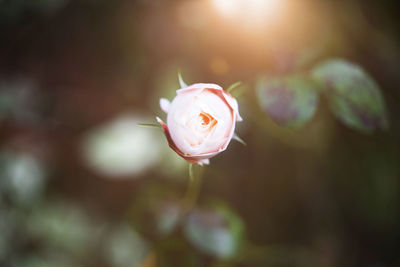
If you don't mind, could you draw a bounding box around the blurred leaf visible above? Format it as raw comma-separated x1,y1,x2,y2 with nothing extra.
156,201,182,236
0,151,45,205
82,114,162,178
184,204,244,259
26,202,93,256
105,224,150,267
0,77,42,124
130,184,183,240
311,59,388,133
256,75,318,128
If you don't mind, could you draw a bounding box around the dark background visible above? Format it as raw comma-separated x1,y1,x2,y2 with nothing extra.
1,0,400,266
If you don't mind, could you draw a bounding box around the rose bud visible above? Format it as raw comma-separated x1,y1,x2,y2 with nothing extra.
157,83,242,165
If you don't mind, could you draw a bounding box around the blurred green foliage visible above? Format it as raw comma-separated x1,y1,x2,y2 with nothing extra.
256,75,318,128
311,59,389,133
184,204,244,259
256,58,389,134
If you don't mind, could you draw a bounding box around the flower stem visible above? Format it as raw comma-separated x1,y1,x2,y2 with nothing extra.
183,163,202,212
189,162,194,182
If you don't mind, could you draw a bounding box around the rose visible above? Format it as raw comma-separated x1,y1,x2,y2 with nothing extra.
157,83,242,165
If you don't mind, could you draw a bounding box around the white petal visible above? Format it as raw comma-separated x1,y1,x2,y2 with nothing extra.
197,158,210,166
176,83,223,95
222,92,243,122
159,98,170,113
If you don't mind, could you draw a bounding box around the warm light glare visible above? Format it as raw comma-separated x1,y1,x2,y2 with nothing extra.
212,0,240,17
212,0,283,25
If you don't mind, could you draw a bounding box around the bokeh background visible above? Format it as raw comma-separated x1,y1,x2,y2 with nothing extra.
1,0,400,266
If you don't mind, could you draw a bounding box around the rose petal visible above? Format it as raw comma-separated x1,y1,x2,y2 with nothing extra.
156,117,185,156
157,117,213,165
159,98,170,113
205,89,242,123
176,84,242,122
176,83,223,95
196,158,210,166
222,91,243,122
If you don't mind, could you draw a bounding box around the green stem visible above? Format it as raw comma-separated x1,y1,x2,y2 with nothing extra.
183,163,202,212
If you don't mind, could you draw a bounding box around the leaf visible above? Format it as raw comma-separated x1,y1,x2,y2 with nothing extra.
178,69,188,88
105,224,150,267
311,59,389,133
184,204,244,259
256,75,318,128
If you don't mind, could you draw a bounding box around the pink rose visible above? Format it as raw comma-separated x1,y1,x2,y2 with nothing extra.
157,83,242,165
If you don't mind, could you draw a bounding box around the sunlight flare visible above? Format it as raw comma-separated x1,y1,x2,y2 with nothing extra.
211,0,283,25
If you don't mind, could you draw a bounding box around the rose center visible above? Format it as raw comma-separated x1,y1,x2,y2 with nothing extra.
199,112,217,128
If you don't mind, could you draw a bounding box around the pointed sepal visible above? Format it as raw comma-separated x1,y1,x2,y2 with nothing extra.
233,133,246,146
137,123,161,128
178,69,188,88
226,81,242,94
